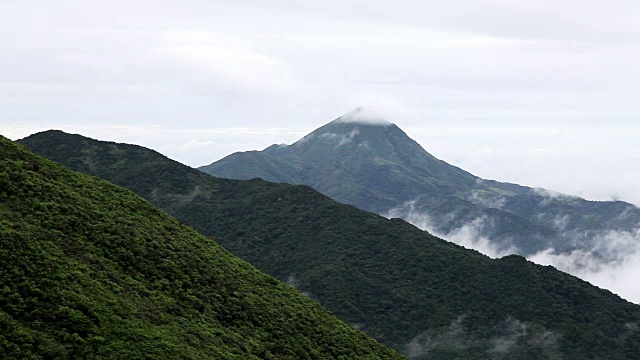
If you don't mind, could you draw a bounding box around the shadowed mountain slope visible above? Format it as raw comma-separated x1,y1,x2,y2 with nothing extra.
19,130,640,359
0,136,400,359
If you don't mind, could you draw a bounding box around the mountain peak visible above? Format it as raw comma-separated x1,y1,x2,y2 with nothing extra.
332,107,393,126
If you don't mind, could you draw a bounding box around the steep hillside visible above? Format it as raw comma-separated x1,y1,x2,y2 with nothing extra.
0,136,401,359
200,109,640,256
19,130,640,359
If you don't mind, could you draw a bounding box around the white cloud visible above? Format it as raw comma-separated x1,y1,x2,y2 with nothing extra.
388,197,640,303
320,128,360,145
466,190,507,209
529,228,640,303
532,188,565,199
332,93,416,126
386,200,516,259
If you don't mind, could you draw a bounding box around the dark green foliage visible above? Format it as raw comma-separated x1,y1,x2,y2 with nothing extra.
0,136,401,359
199,117,640,255
19,130,640,359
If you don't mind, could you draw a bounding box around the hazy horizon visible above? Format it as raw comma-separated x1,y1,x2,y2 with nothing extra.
4,1,639,206
9,116,639,208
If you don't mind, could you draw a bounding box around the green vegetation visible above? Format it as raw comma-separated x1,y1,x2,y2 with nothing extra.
199,117,640,255
0,136,401,359
19,130,640,359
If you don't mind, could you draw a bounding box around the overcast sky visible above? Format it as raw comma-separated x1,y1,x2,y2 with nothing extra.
2,0,640,205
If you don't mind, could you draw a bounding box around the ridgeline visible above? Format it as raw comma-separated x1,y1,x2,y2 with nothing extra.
19,130,640,359
0,136,400,359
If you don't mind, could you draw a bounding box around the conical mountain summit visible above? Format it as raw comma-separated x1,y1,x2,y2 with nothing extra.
200,110,640,257
204,109,476,212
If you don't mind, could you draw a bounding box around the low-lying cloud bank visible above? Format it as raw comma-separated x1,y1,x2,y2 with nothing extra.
529,228,640,303
386,200,516,259
387,202,640,304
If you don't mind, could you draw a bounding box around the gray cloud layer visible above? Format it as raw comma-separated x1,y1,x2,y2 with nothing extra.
3,0,640,205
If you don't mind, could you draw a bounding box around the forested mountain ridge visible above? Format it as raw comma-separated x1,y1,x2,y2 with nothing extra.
0,135,401,359
19,130,640,359
200,110,640,256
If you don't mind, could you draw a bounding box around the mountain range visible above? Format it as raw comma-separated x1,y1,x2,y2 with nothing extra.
18,129,640,359
200,108,640,258
0,135,401,358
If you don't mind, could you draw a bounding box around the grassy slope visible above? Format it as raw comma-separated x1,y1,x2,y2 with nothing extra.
19,130,640,359
0,136,401,359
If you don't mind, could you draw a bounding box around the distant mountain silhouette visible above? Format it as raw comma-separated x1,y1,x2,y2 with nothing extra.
200,109,640,256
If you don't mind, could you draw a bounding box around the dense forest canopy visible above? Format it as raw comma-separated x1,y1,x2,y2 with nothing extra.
0,135,400,359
